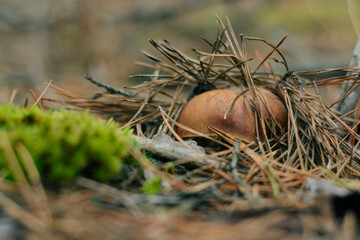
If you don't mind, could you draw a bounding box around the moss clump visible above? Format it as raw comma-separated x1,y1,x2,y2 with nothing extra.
0,104,135,188
141,176,162,195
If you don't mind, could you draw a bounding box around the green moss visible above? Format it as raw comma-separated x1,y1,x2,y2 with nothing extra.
164,162,176,174
0,104,135,188
141,176,162,195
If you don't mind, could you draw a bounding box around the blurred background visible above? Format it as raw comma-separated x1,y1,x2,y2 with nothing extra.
0,0,360,103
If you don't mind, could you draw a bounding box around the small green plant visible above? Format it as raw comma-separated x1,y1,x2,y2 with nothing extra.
164,162,176,174
0,104,135,188
141,176,162,195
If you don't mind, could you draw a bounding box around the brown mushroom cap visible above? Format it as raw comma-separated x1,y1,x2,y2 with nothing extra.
176,88,287,143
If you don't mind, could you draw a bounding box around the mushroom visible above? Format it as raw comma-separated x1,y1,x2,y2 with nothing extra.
176,88,287,143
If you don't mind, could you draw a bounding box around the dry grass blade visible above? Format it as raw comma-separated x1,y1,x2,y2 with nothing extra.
252,36,288,75
32,80,52,107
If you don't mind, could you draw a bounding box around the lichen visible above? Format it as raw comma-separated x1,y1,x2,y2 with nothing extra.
0,104,135,188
